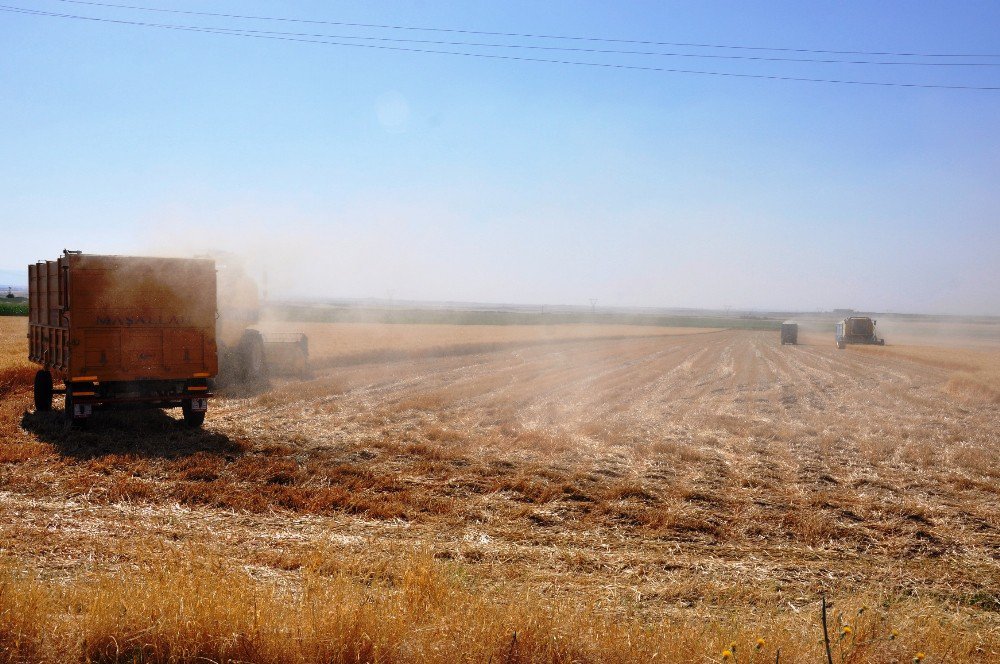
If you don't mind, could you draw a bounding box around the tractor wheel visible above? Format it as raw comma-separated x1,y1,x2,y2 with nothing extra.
238,330,268,383
181,399,206,428
33,370,53,412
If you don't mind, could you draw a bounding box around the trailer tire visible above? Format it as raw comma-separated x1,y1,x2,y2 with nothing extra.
34,370,53,412
182,399,206,428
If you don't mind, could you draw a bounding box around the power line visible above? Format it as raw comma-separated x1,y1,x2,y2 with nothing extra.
49,0,1000,59
201,29,1000,66
3,5,1000,90
26,16,997,67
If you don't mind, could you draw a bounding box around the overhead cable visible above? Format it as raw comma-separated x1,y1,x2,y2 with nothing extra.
50,0,1000,59
4,5,999,90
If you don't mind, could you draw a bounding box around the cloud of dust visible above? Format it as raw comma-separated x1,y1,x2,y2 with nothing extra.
868,316,1000,350
123,196,1000,320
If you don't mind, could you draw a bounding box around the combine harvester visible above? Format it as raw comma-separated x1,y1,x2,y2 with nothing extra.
835,316,885,350
213,253,309,385
28,250,308,427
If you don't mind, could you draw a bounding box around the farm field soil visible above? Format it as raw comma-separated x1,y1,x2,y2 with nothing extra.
1,316,999,662
258,320,721,366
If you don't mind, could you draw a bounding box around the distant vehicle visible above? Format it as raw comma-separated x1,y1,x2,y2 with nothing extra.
835,316,884,349
780,322,798,345
28,251,217,427
212,252,309,384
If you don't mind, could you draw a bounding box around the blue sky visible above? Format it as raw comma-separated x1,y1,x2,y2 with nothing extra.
2,1,999,314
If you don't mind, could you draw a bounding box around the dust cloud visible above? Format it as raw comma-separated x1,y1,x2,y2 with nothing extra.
134,206,504,306
127,204,1000,336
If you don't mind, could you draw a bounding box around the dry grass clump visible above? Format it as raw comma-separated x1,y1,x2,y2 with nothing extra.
0,549,990,664
0,364,34,400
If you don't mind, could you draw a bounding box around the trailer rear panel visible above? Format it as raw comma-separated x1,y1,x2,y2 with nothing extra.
780,322,798,345
29,253,218,382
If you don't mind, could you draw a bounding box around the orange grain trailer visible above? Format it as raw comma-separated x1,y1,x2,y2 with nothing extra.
28,251,218,427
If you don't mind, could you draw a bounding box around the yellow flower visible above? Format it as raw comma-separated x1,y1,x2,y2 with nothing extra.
722,650,733,660
913,654,925,663
890,630,898,640
842,626,853,636
756,637,766,649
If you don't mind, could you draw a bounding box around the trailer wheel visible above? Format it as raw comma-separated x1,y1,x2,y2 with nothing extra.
182,399,206,428
33,370,53,412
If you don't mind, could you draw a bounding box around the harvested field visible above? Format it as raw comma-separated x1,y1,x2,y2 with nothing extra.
1,315,999,662
259,321,721,369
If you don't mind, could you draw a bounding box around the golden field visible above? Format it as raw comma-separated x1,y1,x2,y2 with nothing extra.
1,315,999,662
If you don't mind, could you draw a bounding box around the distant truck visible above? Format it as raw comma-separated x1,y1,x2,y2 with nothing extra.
28,251,217,427
780,322,798,345
835,316,885,349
